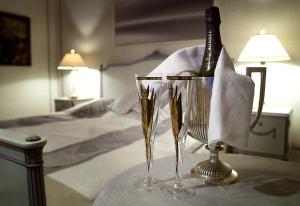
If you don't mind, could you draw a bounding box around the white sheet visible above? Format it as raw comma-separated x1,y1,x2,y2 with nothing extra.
9,111,140,153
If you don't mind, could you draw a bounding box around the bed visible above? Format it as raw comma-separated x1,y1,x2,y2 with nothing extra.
0,96,203,206
0,52,204,206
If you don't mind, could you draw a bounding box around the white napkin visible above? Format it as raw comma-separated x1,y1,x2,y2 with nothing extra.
151,45,205,104
208,47,254,149
151,45,254,149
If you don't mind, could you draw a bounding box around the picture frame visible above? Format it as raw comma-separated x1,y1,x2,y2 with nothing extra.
0,11,31,66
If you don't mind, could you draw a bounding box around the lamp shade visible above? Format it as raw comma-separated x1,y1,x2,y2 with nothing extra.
57,49,87,70
238,33,290,63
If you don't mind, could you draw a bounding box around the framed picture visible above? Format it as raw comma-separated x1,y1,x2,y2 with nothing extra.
115,0,213,46
0,11,31,66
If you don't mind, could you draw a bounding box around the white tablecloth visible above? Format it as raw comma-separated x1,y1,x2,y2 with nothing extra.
93,153,300,206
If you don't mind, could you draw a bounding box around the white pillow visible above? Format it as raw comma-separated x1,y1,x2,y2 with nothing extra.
108,91,172,123
107,91,139,115
65,98,113,118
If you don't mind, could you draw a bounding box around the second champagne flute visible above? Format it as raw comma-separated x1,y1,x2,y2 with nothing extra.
161,75,195,199
135,73,162,191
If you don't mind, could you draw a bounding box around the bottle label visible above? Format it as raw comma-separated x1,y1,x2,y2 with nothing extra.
199,7,222,77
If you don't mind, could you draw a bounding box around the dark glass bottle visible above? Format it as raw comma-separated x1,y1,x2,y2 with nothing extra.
199,6,222,77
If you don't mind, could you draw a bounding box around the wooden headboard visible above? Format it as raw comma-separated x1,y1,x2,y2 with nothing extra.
100,50,168,98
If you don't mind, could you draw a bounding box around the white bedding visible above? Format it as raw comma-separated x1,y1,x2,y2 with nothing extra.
9,111,140,153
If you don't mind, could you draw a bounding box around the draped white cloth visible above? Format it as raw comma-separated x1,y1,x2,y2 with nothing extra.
150,45,254,149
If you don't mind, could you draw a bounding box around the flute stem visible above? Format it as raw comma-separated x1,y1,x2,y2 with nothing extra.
175,137,184,190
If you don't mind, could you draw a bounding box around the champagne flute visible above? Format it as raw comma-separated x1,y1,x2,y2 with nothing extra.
135,73,162,191
161,75,195,199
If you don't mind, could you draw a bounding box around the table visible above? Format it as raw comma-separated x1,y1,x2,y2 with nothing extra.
93,153,300,206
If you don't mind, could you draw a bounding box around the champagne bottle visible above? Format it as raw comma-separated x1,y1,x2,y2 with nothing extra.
199,6,222,77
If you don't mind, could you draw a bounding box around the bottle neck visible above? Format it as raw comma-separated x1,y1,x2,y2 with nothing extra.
199,22,222,77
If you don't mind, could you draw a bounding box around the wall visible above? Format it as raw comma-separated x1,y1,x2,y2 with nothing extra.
102,59,164,98
60,0,206,67
60,0,205,98
60,0,300,147
0,0,60,120
59,0,114,98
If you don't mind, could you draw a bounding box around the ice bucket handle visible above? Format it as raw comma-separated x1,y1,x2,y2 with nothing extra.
246,67,266,130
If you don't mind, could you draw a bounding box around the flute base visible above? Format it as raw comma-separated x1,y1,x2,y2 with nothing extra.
191,145,238,185
161,182,195,199
134,176,161,192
